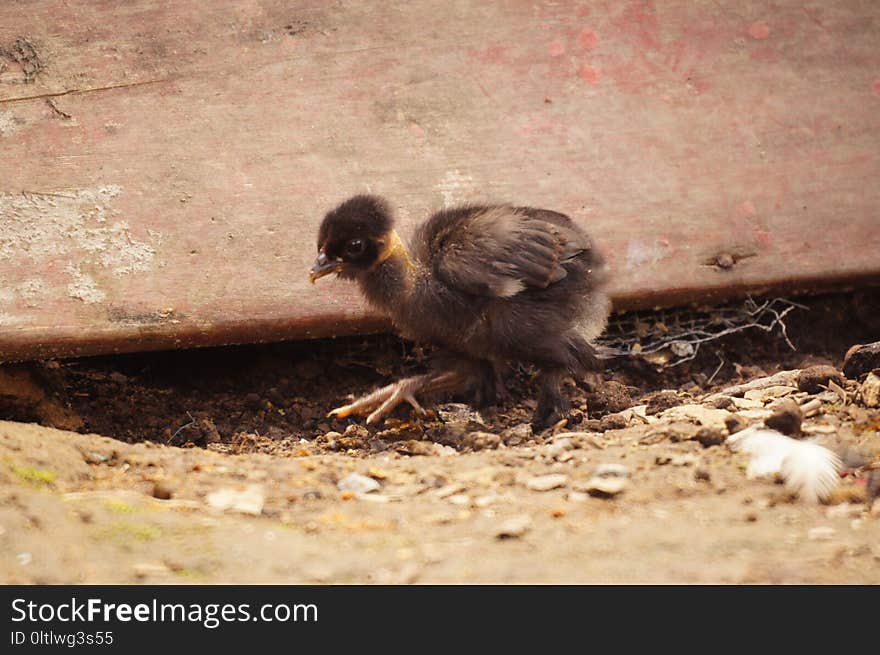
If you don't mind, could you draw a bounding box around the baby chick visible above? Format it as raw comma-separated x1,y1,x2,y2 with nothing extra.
310,195,611,428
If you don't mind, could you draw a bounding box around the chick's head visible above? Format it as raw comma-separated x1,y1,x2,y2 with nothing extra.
311,194,395,283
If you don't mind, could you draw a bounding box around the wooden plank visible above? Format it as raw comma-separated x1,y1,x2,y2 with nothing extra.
2,0,879,361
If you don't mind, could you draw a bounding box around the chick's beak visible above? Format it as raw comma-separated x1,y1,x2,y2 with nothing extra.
309,251,342,284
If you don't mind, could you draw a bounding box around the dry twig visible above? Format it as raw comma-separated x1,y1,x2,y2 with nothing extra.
596,297,807,367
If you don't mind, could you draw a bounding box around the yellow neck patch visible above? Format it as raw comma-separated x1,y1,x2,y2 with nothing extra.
375,230,414,272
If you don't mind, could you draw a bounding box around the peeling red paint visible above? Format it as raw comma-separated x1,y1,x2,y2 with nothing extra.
548,40,565,57
664,40,687,72
578,28,599,51
578,64,602,85
686,73,713,95
470,44,508,64
600,6,733,98
517,122,554,138
615,1,661,51
604,60,649,94
873,79,880,95
750,45,779,62
748,22,771,40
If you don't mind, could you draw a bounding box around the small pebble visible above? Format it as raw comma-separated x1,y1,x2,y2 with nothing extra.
474,495,496,508
842,341,880,379
496,515,533,539
724,414,749,435
744,385,797,402
710,396,735,410
438,403,485,427
599,413,628,431
764,398,802,435
645,390,681,415
580,463,630,498
463,431,501,450
396,440,435,456
526,473,568,492
151,481,174,500
695,427,726,447
857,372,880,408
731,397,764,410
587,381,633,414
797,365,844,394
337,472,381,495
807,526,836,541
83,451,110,464
502,423,532,446
545,438,573,458
206,485,265,515
593,463,631,478
343,424,369,439
585,476,627,498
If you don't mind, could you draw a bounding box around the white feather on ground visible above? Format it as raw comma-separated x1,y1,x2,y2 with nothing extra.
726,426,841,503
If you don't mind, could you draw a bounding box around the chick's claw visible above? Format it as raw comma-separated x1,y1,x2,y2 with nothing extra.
327,381,398,420
327,377,427,424
328,371,462,425
366,391,425,425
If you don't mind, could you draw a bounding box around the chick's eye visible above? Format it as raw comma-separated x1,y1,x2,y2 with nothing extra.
345,238,365,255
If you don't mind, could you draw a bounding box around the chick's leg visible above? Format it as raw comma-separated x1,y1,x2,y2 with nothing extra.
469,359,502,408
329,370,464,425
532,368,570,430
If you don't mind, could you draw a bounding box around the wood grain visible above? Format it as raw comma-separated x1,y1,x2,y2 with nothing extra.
1,1,879,361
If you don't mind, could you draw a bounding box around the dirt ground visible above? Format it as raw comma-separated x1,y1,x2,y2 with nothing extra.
1,291,879,584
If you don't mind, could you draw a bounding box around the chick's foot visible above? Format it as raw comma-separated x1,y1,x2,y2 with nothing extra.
329,370,462,425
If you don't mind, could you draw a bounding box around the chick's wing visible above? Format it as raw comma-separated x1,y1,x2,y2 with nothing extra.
432,207,587,298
